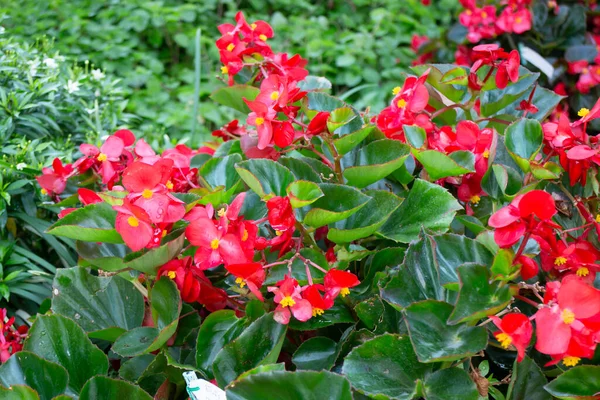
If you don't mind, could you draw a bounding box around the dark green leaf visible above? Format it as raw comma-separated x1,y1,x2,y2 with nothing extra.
210,85,260,113
286,180,323,208
506,356,550,400
334,126,374,156
79,376,152,400
505,119,543,167
23,314,109,393
47,202,122,244
404,300,488,363
302,184,371,228
543,365,600,399
423,368,479,400
292,337,338,371
413,150,474,180
213,313,286,386
235,159,295,199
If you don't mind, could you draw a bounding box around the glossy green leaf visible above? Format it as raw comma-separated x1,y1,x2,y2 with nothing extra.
23,314,109,393
334,125,374,156
448,264,512,324
423,368,479,400
80,376,152,400
119,354,156,383
227,370,353,400
342,334,433,400
237,364,286,380
327,107,356,133
298,75,332,91
0,385,40,400
343,139,411,188
210,84,260,113
377,179,462,243
213,313,287,387
0,352,68,400
491,249,515,279
404,300,488,363
196,310,246,380
480,70,538,117
47,202,122,243
279,157,322,183
292,337,338,371
328,190,402,243
543,365,600,399
148,276,181,352
404,125,426,148
200,153,243,192
51,267,143,341
506,356,550,400
288,303,355,330
235,159,295,199
411,64,468,103
286,180,323,208
505,119,543,162
413,149,474,180
302,184,371,228
112,327,159,357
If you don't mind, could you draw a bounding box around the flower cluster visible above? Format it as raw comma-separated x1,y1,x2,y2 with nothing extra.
0,309,27,363
459,0,532,43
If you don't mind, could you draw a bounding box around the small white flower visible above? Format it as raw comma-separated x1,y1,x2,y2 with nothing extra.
86,108,94,114
0,27,5,35
43,57,58,69
27,59,40,75
16,163,27,170
91,68,105,81
66,79,80,93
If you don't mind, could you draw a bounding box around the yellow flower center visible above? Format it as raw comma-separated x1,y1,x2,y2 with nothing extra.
482,149,490,158
259,34,268,41
242,229,249,241
97,153,108,162
576,267,589,277
583,68,590,75
481,11,488,18
578,108,590,117
167,271,176,279
275,230,283,236
221,66,229,74
495,332,512,349
166,180,174,190
141,189,153,199
596,214,600,223
396,98,407,108
226,43,235,52
250,23,257,30
162,230,167,238
255,117,265,126
470,195,481,205
127,216,139,227
312,308,324,317
270,91,280,100
562,356,580,367
515,16,522,23
235,277,246,288
561,309,575,325
392,86,401,95
210,238,220,250
340,287,350,297
554,256,567,266
280,296,296,307
217,208,226,217
41,188,48,195
466,9,472,15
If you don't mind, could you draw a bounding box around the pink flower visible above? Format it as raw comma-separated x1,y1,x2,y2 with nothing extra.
268,276,312,324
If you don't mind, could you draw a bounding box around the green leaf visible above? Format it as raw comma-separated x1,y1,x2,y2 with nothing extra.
112,327,159,358
328,190,402,243
210,84,260,113
342,333,433,399
404,125,426,148
505,119,543,168
119,354,156,383
404,300,488,363
200,154,243,192
51,267,144,341
292,337,338,371
298,76,332,91
80,376,152,400
506,356,550,400
0,385,40,400
286,180,324,208
543,365,600,399
334,125,374,156
480,70,538,117
354,296,385,330
237,364,286,380
413,149,475,180
302,184,371,228
227,370,353,400
279,157,322,183
0,351,68,400
23,314,109,394
327,107,356,133
423,368,479,400
235,159,295,199
196,310,246,380
213,313,287,387
448,264,512,324
377,179,462,243
481,164,522,200
47,202,122,243
288,302,355,330
343,139,411,188
148,276,181,351
411,64,468,103
491,249,515,279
